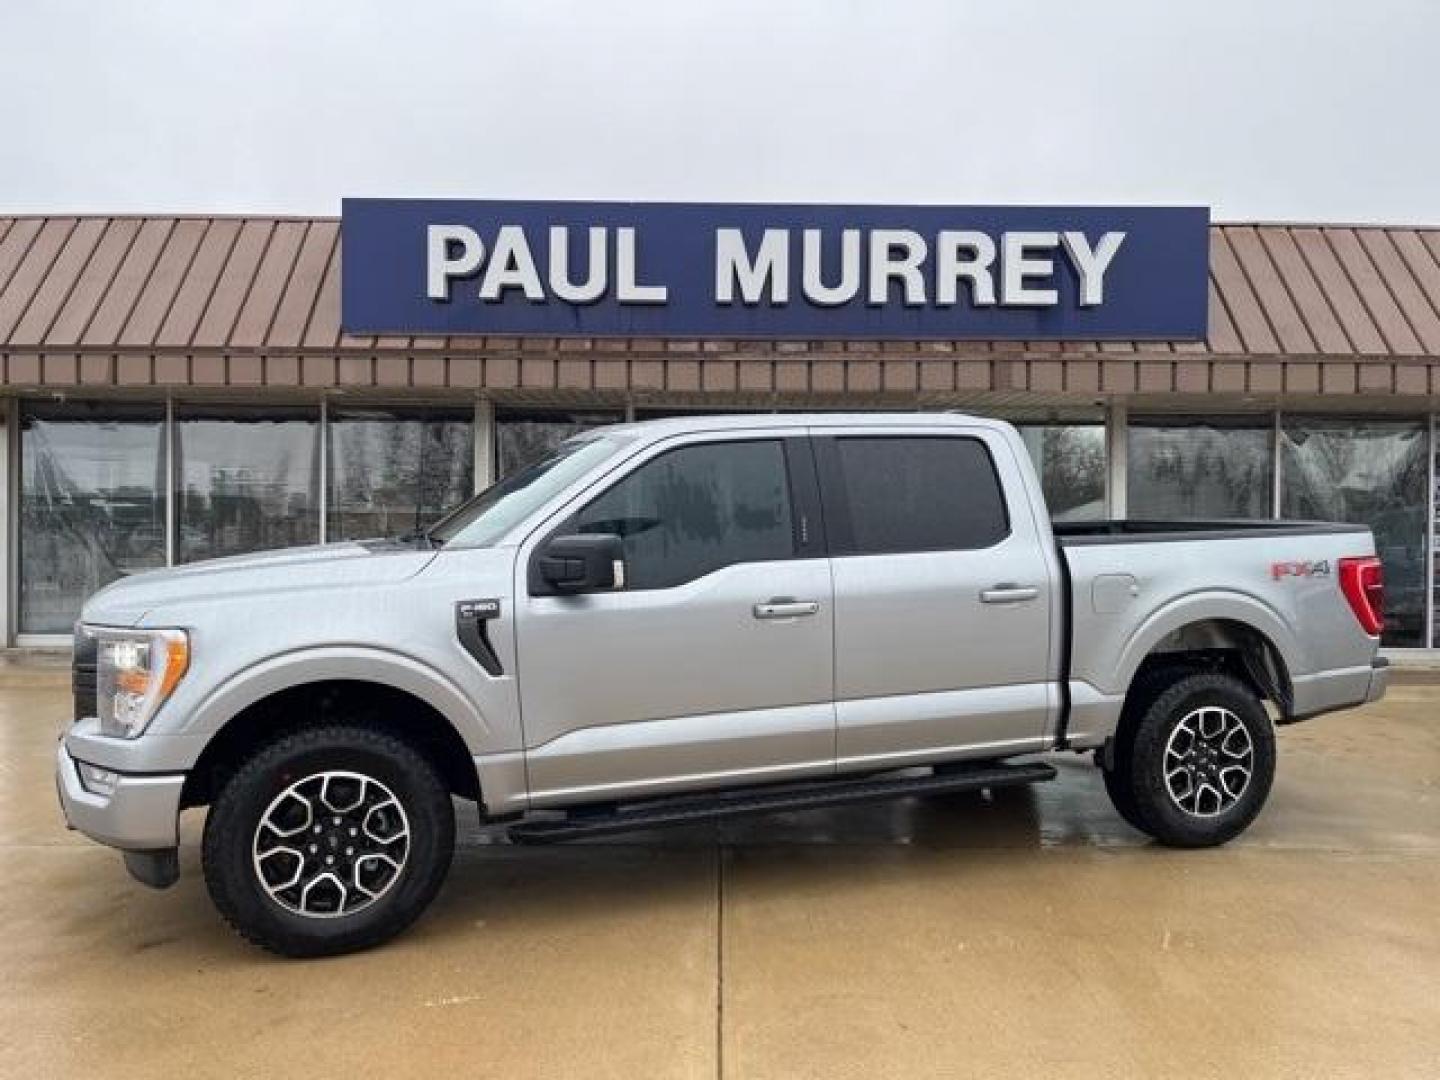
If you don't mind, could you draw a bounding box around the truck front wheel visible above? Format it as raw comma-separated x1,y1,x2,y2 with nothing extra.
201,724,455,957
1104,670,1276,847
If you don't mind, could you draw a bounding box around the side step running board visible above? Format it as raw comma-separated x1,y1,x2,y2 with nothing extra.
507,761,1057,844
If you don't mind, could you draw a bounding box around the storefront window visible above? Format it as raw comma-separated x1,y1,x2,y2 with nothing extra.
496,407,623,478
13,399,1440,650
1016,425,1106,521
328,407,474,541
1282,418,1426,647
1434,426,1440,650
1128,418,1272,519
175,406,320,562
19,404,167,634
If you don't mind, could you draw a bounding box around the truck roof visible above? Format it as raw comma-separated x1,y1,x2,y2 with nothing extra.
603,411,1007,439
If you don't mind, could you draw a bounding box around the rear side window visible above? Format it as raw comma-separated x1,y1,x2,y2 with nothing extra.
821,436,1009,555
570,439,795,589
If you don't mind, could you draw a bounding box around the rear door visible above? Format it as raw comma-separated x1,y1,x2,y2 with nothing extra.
815,425,1055,771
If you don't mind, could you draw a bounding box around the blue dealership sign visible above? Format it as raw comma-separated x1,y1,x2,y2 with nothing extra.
341,199,1209,340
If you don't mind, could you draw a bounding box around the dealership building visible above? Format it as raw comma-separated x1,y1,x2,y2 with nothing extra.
0,207,1437,649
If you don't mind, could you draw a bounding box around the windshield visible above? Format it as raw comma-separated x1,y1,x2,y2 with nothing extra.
428,433,634,548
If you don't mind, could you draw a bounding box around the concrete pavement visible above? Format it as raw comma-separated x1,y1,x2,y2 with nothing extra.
2,666,1436,1079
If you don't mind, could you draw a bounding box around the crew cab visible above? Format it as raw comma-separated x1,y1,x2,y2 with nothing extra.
57,414,1389,956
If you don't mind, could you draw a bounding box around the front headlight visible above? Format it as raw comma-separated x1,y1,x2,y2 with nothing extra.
94,628,189,738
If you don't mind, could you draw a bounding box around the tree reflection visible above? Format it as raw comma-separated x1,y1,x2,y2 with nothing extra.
1128,421,1272,519
19,412,166,633
1282,421,1425,646
1019,426,1105,520
328,411,473,540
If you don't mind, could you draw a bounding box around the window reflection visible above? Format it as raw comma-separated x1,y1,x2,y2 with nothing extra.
19,404,166,634
328,408,474,540
1128,419,1272,519
1434,434,1440,650
14,399,1440,651
1282,419,1425,647
496,407,623,477
1016,425,1106,521
572,440,793,589
175,406,319,562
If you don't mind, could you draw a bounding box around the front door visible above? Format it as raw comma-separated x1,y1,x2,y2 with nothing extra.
814,426,1057,771
514,431,834,806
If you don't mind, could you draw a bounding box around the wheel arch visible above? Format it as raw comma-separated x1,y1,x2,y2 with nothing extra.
180,648,489,809
1121,612,1295,729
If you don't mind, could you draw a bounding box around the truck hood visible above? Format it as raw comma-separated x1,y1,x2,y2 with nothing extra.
81,540,440,628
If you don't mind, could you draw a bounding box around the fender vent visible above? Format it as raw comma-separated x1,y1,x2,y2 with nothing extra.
455,599,503,676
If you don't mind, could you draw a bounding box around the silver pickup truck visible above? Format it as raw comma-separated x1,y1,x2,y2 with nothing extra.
58,413,1388,956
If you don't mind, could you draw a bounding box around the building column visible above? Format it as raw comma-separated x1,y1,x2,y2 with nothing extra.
317,396,330,545
1,397,14,646
1105,401,1127,519
164,395,177,564
1271,409,1283,519
474,398,496,491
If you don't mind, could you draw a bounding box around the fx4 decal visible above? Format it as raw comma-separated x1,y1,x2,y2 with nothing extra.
1271,559,1331,581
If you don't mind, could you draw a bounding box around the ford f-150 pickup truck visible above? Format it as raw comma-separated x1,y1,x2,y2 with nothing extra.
58,413,1389,956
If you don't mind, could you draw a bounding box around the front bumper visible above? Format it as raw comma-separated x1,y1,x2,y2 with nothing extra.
55,741,185,851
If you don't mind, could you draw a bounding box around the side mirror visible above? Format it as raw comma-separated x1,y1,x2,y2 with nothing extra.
535,533,625,594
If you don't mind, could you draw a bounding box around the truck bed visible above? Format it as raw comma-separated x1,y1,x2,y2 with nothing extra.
1054,519,1371,544
1052,518,1381,749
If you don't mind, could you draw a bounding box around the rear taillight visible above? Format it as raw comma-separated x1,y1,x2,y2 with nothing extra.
1338,556,1384,637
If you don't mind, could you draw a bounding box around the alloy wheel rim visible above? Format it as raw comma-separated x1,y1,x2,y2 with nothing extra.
1162,706,1254,818
251,770,411,919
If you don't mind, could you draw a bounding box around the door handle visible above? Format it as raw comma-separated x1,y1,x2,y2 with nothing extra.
980,584,1040,604
753,598,820,619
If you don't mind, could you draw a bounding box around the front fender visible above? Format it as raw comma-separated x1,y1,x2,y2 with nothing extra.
185,645,491,753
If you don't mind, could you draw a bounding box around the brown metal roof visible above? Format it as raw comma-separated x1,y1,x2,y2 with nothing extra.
0,215,1436,357
2,216,1440,400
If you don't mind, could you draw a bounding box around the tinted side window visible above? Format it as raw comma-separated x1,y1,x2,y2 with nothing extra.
571,439,795,589
824,436,1009,555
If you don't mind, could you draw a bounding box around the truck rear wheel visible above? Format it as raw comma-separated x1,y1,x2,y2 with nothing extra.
1100,663,1183,834
201,724,455,957
1104,670,1275,847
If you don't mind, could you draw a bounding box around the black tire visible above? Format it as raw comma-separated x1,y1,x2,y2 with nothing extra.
1101,760,1146,833
1104,670,1275,848
202,724,455,958
1099,664,1186,834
